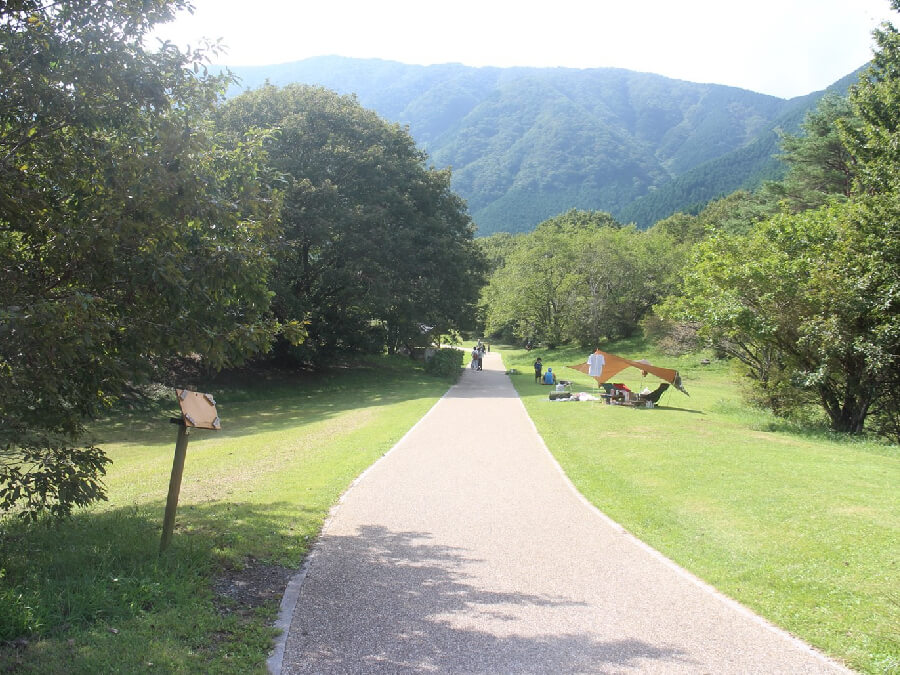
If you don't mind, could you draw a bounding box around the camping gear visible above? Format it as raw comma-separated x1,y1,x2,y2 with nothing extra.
568,350,689,399
643,382,670,403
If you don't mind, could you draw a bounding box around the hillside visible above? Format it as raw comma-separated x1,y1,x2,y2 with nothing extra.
224,57,864,233
616,69,865,225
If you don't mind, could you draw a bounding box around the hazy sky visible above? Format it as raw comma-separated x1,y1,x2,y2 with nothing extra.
150,0,898,99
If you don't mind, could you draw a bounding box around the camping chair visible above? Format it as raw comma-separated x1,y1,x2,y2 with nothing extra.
643,382,670,404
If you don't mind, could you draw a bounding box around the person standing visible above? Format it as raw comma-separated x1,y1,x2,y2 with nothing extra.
533,357,543,383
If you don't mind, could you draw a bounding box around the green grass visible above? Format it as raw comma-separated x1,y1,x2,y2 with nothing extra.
0,356,453,673
506,341,899,674
2,344,897,673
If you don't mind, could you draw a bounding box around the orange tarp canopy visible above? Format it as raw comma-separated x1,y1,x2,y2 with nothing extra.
568,350,687,394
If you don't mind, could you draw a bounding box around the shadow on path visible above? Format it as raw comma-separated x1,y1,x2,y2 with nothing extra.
289,525,690,674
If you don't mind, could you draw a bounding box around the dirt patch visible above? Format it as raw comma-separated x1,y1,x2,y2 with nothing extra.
212,557,295,617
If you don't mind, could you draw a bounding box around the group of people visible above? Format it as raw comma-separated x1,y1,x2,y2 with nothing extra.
470,341,488,370
533,357,556,385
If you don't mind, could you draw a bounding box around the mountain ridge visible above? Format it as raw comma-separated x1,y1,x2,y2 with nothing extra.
221,57,865,233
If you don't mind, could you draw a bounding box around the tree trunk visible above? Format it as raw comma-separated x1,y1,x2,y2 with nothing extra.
820,380,874,434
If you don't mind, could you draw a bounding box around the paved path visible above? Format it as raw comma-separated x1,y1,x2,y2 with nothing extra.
272,352,850,674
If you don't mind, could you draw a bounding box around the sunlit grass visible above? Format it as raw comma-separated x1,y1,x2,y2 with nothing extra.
0,356,452,673
502,342,899,674
3,344,896,673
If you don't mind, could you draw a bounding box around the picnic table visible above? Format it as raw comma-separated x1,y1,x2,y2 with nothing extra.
603,389,655,408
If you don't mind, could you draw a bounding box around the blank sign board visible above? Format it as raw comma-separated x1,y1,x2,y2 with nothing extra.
175,389,221,430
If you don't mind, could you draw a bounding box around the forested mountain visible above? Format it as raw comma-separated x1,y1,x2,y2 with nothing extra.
616,70,864,225
224,57,864,233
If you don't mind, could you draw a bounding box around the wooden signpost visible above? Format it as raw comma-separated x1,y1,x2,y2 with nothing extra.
160,389,221,553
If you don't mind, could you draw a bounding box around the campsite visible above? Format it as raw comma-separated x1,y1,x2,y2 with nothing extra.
563,348,688,406
505,342,898,674
2,1,899,672
2,341,895,673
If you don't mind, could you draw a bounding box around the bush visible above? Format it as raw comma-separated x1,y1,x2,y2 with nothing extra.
423,348,464,380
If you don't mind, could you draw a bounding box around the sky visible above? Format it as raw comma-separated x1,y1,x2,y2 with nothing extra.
150,0,898,99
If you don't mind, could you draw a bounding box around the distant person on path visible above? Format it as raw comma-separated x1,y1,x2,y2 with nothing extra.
476,344,485,370
533,357,543,383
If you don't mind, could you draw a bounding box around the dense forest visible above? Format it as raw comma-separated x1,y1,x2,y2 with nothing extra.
224,58,864,233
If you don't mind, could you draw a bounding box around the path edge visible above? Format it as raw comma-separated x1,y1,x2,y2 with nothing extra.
266,373,463,674
512,391,854,674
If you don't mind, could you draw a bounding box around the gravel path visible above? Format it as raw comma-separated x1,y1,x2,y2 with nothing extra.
272,352,851,674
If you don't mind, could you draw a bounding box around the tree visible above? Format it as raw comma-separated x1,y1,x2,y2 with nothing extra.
0,1,292,518
830,2,900,437
475,233,523,340
565,225,683,344
839,0,900,195
216,84,483,361
763,94,857,211
660,6,900,436
482,210,682,347
694,190,778,236
660,199,898,433
477,232,521,275
648,212,705,245
483,221,578,348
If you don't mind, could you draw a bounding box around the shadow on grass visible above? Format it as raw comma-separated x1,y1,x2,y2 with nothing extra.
0,499,313,641
92,361,452,445
99,360,516,448
0,498,337,671
0,503,689,671
653,405,706,415
288,524,691,673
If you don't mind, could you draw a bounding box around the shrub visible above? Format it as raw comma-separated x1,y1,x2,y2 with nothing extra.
424,349,464,380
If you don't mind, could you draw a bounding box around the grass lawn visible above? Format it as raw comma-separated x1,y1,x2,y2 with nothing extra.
0,356,453,673
505,341,899,674
2,344,897,673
